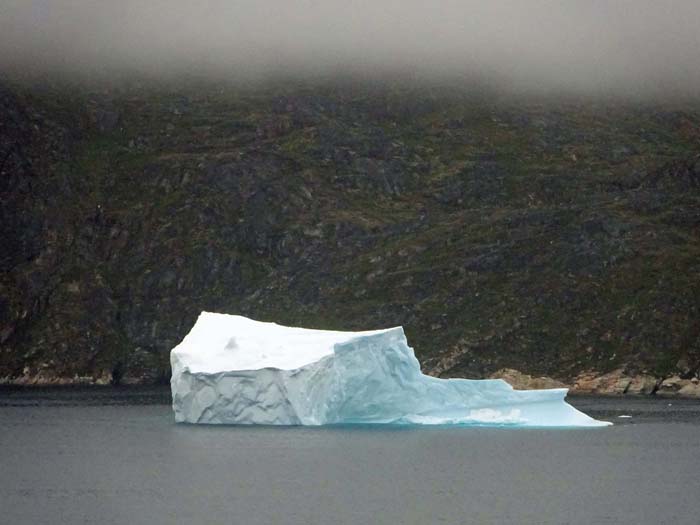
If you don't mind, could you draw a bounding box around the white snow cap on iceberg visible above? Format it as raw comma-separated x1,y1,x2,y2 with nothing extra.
171,312,393,373
170,312,610,427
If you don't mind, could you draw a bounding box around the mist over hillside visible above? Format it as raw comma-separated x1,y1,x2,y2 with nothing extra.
2,1,700,98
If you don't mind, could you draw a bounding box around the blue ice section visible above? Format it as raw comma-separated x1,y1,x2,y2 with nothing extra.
171,326,610,427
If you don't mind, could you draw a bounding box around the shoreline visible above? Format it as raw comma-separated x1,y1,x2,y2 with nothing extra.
487,367,700,399
2,367,699,399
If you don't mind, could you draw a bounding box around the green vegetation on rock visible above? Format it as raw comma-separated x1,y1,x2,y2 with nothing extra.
1,77,699,384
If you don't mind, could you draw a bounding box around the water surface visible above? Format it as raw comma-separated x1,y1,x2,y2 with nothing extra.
1,388,698,524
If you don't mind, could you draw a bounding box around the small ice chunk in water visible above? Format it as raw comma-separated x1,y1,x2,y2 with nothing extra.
170,312,611,427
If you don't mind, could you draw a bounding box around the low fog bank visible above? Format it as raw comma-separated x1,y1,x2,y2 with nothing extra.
2,1,700,99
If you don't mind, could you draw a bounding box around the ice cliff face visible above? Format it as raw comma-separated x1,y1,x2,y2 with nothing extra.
171,313,609,427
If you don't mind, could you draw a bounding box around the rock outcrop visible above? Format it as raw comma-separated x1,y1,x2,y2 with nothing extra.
492,368,700,398
573,369,642,395
655,376,700,398
489,368,567,390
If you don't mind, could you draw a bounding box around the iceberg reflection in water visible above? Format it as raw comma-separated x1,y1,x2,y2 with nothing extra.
170,313,610,427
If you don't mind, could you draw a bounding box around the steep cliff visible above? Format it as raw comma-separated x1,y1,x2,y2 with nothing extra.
1,78,699,385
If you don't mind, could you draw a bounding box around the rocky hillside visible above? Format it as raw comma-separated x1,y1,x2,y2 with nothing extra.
1,77,699,387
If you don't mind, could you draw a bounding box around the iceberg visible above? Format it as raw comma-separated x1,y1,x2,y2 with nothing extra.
170,313,610,427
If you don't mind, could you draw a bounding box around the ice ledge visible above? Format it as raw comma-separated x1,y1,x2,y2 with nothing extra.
170,313,610,427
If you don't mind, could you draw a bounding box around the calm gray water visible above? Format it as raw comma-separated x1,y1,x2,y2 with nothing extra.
1,388,699,525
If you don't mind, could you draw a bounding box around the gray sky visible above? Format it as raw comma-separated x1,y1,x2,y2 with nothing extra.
2,1,699,96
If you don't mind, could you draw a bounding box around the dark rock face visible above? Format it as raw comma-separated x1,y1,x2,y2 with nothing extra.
1,79,699,385
642,155,700,191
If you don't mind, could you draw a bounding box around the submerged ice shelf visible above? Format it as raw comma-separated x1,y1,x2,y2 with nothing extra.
170,313,610,427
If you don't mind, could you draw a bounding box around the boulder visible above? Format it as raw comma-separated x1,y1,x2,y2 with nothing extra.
656,376,700,398
573,369,631,395
489,368,567,390
625,375,660,395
